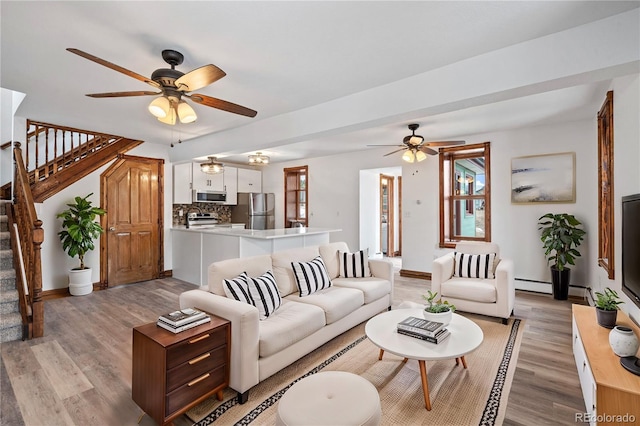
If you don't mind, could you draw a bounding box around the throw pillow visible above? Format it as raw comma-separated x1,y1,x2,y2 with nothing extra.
291,256,332,297
339,249,371,278
247,270,282,320
453,252,496,279
222,272,255,306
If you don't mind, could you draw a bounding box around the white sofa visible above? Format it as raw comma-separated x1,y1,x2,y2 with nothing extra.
179,242,394,403
431,242,515,324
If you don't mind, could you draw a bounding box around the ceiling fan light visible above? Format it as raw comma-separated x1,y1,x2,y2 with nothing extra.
409,135,423,146
177,101,197,124
415,150,427,162
157,106,176,125
148,96,170,118
201,157,224,174
402,150,415,163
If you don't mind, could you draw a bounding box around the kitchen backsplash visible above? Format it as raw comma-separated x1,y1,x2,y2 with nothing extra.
172,203,232,226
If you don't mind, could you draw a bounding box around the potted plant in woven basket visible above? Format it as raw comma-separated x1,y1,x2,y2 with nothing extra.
594,287,624,329
422,290,456,326
57,193,106,296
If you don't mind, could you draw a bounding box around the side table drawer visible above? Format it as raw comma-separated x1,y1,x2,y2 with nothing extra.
167,325,227,369
167,345,227,392
166,364,226,416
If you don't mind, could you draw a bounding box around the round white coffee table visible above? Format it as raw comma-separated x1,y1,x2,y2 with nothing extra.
365,308,483,410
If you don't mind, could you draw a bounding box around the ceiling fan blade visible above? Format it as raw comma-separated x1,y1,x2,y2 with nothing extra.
418,146,439,156
175,65,226,92
383,148,408,157
67,48,160,89
424,140,466,146
86,91,161,98
188,93,257,117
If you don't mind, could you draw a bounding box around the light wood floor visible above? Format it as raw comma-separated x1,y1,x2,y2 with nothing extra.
1,274,586,426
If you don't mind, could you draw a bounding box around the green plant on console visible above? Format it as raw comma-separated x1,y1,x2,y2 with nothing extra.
594,287,624,311
422,290,456,313
537,213,586,271
57,193,106,270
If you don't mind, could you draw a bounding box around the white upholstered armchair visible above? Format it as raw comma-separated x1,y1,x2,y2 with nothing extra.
431,242,515,324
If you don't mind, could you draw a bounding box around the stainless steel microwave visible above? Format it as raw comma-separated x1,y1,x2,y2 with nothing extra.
193,190,226,203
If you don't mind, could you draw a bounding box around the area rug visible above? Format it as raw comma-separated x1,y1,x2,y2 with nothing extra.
186,315,524,426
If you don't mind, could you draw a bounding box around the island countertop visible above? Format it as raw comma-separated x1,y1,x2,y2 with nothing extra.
172,226,341,240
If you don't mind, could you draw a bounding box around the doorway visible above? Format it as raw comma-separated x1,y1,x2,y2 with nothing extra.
100,155,163,287
380,174,396,257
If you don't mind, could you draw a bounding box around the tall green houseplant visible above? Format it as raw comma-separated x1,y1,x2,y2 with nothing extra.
57,193,106,270
537,213,586,300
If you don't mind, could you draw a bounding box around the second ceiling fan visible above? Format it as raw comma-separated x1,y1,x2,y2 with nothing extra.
67,48,257,125
369,124,465,162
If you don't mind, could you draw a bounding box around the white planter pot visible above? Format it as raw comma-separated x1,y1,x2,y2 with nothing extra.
423,309,452,326
68,268,93,296
609,325,640,357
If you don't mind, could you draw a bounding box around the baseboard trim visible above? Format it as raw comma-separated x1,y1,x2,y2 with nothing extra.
160,270,173,278
399,269,431,280
42,282,101,300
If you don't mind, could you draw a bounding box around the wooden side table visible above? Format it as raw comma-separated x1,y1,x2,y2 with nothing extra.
132,314,230,426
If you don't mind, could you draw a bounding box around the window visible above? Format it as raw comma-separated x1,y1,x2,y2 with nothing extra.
284,166,308,228
439,142,491,248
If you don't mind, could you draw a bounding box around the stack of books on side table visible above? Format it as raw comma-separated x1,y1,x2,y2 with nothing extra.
157,308,210,333
397,316,451,344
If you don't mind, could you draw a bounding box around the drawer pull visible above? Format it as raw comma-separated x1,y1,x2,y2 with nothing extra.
188,373,210,387
189,334,210,344
189,353,211,365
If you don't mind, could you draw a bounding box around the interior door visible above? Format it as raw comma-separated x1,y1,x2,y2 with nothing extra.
380,174,395,257
101,155,162,287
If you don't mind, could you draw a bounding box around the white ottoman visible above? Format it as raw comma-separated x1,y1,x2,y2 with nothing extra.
276,371,381,426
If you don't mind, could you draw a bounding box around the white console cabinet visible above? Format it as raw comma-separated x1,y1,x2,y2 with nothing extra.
572,305,640,425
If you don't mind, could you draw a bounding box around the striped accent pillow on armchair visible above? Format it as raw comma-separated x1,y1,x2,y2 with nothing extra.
339,249,370,278
454,252,496,279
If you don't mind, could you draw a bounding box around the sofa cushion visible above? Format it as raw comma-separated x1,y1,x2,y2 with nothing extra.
222,272,255,305
441,277,497,303
291,256,332,297
248,270,282,320
332,276,390,304
258,300,326,358
272,246,320,296
338,249,370,278
319,242,350,279
454,252,496,279
285,287,364,324
209,255,273,296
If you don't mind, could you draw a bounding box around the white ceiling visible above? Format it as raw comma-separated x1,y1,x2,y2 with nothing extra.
2,1,638,164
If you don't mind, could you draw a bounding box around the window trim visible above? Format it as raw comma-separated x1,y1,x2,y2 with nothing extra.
439,142,491,248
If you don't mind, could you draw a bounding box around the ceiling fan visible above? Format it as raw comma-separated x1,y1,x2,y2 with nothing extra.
67,48,257,125
368,124,465,162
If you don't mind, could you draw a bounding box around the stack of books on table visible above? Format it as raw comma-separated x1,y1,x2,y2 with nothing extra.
397,316,451,344
157,308,210,333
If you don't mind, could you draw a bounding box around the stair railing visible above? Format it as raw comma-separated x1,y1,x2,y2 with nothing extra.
9,143,44,338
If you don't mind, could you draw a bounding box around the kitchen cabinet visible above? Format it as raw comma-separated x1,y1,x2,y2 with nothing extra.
192,163,224,191
224,166,238,205
237,168,262,193
173,163,192,204
132,316,230,426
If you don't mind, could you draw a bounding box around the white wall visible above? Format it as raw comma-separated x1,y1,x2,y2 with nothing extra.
37,141,172,291
1,88,26,187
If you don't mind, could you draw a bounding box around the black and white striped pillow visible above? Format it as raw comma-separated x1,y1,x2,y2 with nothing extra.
247,270,282,320
291,256,332,297
453,252,496,279
339,249,370,278
222,272,255,305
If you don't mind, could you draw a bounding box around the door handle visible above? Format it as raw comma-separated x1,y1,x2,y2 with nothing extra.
109,227,116,231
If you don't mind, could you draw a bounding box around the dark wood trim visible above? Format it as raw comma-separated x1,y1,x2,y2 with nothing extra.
283,165,308,228
1,141,12,150
160,270,173,278
398,176,402,256
41,282,103,300
597,91,614,280
399,269,431,280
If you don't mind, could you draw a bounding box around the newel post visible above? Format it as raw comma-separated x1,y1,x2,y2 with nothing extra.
31,219,44,338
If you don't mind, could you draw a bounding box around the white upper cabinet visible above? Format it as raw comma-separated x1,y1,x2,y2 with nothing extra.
237,168,262,193
192,163,224,191
223,166,238,205
173,163,192,204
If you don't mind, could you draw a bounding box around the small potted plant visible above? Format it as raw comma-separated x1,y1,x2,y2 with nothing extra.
594,287,624,328
57,193,106,296
422,290,456,326
538,213,586,300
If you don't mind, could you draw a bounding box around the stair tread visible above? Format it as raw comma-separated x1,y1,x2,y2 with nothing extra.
0,288,19,301
0,311,22,327
0,249,12,257
0,269,16,279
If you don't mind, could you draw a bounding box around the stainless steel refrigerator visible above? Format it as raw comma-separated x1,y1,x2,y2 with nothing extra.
231,193,276,230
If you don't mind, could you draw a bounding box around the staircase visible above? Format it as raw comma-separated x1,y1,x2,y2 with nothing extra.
0,200,22,343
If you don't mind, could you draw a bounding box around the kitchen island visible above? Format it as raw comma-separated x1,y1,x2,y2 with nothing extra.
172,226,341,286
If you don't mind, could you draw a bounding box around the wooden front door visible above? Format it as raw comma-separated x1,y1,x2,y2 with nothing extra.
101,155,163,287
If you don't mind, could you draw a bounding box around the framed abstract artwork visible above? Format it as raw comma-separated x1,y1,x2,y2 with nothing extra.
511,152,576,203
598,91,614,279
